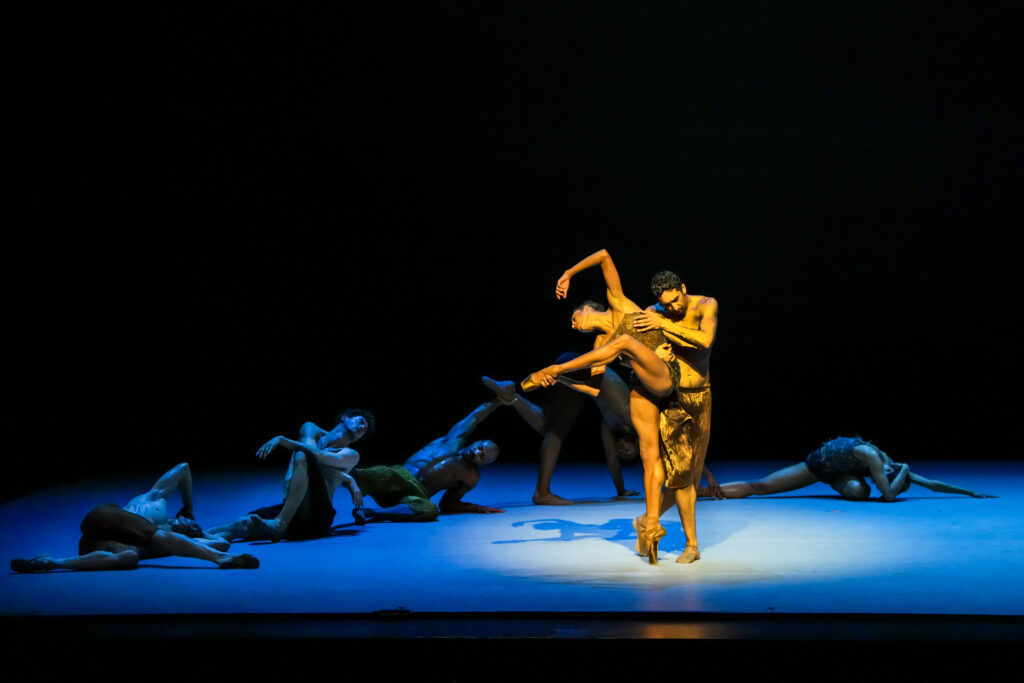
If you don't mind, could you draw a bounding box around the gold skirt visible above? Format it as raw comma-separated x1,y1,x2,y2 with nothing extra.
660,386,712,489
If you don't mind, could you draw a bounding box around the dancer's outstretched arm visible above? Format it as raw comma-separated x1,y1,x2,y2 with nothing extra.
556,248,641,313
908,472,996,498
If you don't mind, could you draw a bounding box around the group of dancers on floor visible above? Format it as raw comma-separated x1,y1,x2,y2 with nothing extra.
10,249,995,573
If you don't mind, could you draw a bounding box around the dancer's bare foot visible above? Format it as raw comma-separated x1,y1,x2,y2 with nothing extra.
614,489,641,499
481,376,518,404
532,491,574,505
676,546,701,564
217,553,260,569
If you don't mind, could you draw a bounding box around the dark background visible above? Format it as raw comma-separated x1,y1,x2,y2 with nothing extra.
6,2,1020,503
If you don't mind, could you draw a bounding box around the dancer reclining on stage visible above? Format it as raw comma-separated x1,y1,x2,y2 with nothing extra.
208,409,374,542
10,462,259,572
696,436,996,501
482,363,640,504
351,400,506,523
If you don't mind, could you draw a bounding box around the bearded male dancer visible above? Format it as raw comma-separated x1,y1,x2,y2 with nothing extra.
630,269,718,564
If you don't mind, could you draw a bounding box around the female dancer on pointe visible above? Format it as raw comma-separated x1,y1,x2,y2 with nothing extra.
522,249,681,564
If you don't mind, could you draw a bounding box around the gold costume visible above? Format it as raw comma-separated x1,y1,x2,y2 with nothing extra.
659,385,712,489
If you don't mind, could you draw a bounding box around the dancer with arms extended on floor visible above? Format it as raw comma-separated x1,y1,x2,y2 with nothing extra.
699,437,996,501
523,249,695,564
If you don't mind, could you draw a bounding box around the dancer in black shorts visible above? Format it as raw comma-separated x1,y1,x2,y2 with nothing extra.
10,462,259,572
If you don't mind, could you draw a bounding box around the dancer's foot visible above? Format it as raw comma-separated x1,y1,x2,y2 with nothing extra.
614,489,641,499
10,556,60,573
520,373,543,392
217,553,260,569
481,376,518,404
676,546,701,564
633,515,649,556
352,508,369,525
521,367,558,392
533,491,574,505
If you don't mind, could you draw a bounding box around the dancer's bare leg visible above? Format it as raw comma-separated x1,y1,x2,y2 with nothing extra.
602,423,637,497
630,391,664,528
537,336,674,398
353,503,421,523
534,432,573,505
11,550,140,572
209,453,312,541
483,376,576,505
268,451,311,535
708,463,819,498
148,530,258,568
673,486,700,563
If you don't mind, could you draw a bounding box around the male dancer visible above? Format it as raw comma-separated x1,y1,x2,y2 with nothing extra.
483,361,641,505
632,270,718,564
10,462,259,572
352,400,506,523
209,409,373,541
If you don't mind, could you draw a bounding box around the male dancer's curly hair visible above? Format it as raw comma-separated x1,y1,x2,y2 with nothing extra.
335,408,376,436
650,271,682,298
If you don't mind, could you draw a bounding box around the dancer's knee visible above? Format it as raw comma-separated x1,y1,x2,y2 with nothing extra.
113,549,140,569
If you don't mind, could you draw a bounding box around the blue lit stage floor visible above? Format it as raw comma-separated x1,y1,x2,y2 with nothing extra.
3,461,1022,621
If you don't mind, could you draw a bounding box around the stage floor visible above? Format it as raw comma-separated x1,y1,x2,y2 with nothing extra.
3,460,1022,622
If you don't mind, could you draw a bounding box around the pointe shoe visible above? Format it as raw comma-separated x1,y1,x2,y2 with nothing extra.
10,556,59,573
520,373,543,392
643,525,667,565
633,515,648,556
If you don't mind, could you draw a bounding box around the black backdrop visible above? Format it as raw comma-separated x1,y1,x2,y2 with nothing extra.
6,3,1020,502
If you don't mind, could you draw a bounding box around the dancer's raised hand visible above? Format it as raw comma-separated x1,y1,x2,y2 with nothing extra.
255,437,281,460
555,272,571,299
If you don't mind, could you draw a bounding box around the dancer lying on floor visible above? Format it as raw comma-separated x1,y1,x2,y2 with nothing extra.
208,409,374,542
696,436,996,501
10,462,259,572
351,400,507,523
482,360,641,504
